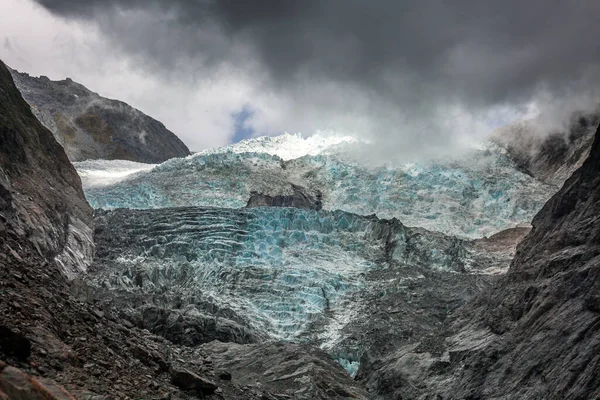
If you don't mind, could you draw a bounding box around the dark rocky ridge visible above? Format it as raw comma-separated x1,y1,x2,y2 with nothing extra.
0,60,93,277
456,120,600,398
10,68,190,163
358,124,600,398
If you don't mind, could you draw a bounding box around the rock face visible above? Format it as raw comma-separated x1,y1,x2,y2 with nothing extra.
358,124,600,399
491,112,598,186
0,60,93,277
9,68,190,163
246,184,323,210
453,121,600,399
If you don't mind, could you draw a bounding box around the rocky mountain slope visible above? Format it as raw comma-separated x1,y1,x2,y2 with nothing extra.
9,68,190,163
452,120,600,398
358,123,600,399
0,61,93,278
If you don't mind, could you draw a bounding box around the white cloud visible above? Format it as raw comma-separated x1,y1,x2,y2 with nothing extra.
0,0,257,151
2,0,558,160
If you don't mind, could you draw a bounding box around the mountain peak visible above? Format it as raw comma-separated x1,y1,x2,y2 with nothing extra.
9,68,190,163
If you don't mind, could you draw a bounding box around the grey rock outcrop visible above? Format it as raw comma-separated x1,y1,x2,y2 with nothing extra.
0,60,93,277
9,68,190,163
246,184,323,210
201,340,369,399
171,368,218,395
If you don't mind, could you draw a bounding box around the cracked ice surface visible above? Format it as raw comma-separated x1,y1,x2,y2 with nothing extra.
286,144,552,238
92,206,472,346
79,133,540,377
92,207,383,341
78,134,554,238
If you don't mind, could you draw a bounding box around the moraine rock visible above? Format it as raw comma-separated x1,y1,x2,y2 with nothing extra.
0,363,76,400
171,368,218,395
200,340,368,399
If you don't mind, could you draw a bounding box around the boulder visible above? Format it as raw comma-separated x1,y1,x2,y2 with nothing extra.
171,368,218,395
0,326,30,361
0,365,76,400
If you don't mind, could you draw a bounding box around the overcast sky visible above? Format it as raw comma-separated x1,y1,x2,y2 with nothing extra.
2,0,599,158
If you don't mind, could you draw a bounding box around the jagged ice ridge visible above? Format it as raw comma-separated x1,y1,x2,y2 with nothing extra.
78,133,554,239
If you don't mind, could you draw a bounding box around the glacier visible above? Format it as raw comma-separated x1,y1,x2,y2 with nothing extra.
92,207,378,340
78,132,558,376
198,131,362,160
90,206,488,349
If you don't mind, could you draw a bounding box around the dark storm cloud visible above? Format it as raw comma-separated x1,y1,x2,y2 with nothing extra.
33,0,600,158
34,0,600,103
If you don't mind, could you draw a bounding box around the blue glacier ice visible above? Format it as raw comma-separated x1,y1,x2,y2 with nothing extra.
335,357,360,378
77,135,554,239
94,207,376,340
92,206,472,346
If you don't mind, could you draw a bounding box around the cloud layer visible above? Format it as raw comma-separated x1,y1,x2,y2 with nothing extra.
5,0,600,158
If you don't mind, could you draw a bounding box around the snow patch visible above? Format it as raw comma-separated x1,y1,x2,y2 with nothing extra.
74,159,156,188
